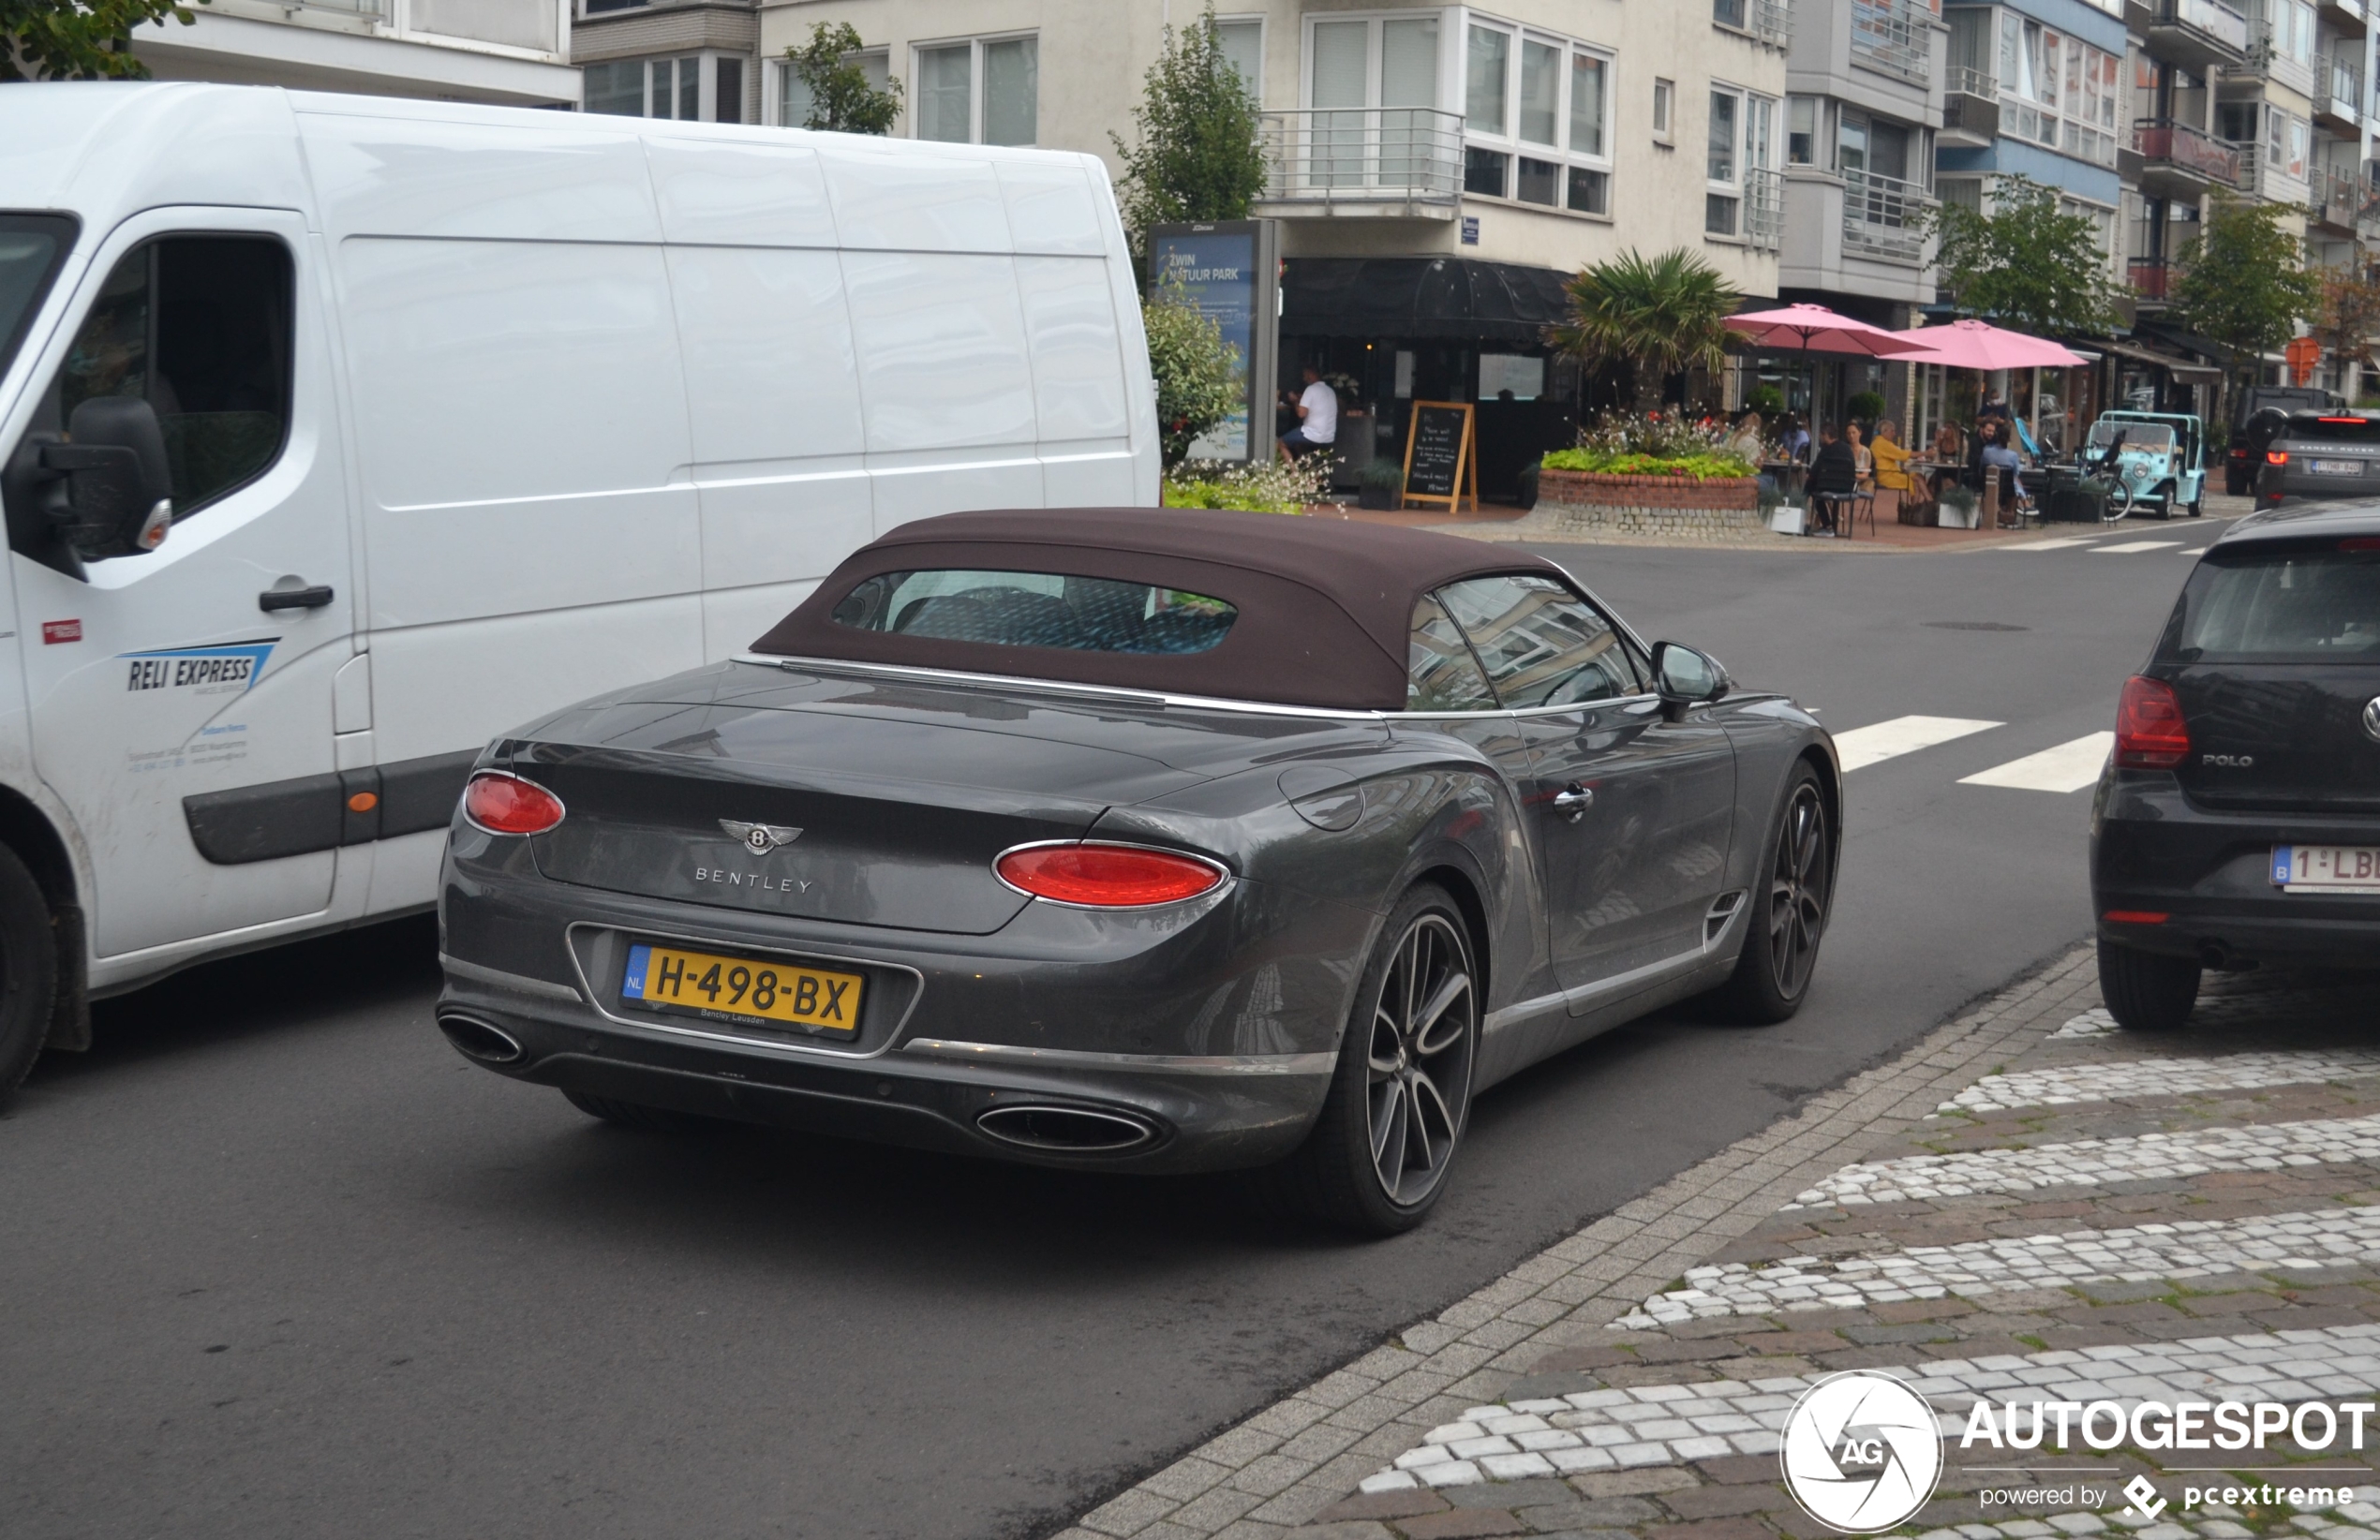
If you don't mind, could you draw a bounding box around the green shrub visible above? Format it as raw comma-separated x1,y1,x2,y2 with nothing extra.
1746,385,1786,417
1541,448,1755,481
1845,391,1887,423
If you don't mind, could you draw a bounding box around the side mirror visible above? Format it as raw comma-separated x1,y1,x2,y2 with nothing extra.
41,397,173,559
1651,641,1730,707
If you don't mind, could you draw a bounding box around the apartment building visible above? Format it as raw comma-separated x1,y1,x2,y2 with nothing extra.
132,0,579,106
573,0,764,124
751,1,1789,492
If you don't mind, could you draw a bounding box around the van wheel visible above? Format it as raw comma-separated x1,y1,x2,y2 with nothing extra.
2096,939,2199,1031
0,845,60,1107
562,1089,722,1133
1268,883,1478,1236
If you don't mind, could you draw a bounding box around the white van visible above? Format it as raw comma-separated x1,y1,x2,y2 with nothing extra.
0,83,1158,1090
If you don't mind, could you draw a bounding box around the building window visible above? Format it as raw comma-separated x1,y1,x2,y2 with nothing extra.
1997,12,2120,169
1705,85,1777,242
1214,17,1263,100
584,55,710,120
1305,15,1440,190
1450,17,1617,214
1708,90,1737,184
1653,79,1674,141
781,49,888,128
914,35,1038,145
1465,146,1509,197
1571,54,1605,157
1787,96,1816,164
1465,23,1510,133
716,57,742,125
1714,0,1749,27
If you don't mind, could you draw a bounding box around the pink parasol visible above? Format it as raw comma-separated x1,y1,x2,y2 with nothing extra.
1727,304,1939,358
1882,318,2087,370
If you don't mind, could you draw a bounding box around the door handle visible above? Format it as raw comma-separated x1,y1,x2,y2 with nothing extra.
259,585,334,613
1553,784,1595,822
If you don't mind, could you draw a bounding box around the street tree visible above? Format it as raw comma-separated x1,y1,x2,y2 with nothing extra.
1110,4,1266,259
3,0,205,81
1142,278,1242,467
2171,195,2323,394
2313,263,2380,382
1550,247,1738,408
780,22,901,135
1924,174,2120,338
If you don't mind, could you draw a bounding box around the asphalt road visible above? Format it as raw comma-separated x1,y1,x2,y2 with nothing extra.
1,521,2229,1540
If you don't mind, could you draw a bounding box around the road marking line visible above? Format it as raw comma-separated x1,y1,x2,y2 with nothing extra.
1942,1046,2380,1112
1958,732,2112,792
1831,714,2003,772
2093,540,2184,553
1999,537,2095,550
1783,1111,2380,1208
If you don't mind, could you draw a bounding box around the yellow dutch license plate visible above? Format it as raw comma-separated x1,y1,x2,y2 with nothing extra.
620,942,863,1035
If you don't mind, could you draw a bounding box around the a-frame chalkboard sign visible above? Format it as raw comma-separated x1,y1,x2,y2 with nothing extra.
1400,401,1479,512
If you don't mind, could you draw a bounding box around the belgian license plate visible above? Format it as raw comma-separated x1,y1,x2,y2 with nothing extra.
2310,459,2365,476
2272,846,2380,895
621,942,863,1035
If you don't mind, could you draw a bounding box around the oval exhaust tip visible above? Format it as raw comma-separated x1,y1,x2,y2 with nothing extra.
976,1103,1156,1154
438,1013,525,1066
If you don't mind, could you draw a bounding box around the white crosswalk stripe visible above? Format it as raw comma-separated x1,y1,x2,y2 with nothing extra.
1999,537,2097,551
1958,732,2113,792
1942,1047,2380,1113
2093,540,2184,553
1831,715,2004,771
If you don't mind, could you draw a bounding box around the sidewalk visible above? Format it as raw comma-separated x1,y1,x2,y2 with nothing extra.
1052,956,2377,1540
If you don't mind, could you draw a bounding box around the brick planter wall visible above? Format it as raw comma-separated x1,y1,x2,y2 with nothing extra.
1534,468,1766,540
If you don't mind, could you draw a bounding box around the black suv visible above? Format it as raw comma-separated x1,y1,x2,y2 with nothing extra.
2226,386,2338,495
2254,410,2380,509
2091,502,2380,1029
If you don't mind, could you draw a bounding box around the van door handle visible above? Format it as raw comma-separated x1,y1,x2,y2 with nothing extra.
1553,784,1595,822
259,585,335,613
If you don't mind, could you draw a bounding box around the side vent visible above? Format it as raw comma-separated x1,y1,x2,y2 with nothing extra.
1704,890,1748,947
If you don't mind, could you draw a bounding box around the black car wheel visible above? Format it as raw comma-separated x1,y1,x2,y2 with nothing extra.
1276,884,1478,1235
1713,766,1832,1025
2095,939,2200,1031
0,845,57,1108
563,1088,726,1133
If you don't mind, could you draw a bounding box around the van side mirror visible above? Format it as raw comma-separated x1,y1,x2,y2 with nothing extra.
41,397,173,559
1651,641,1730,708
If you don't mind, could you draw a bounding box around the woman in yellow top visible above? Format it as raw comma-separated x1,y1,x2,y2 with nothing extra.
1870,420,1913,519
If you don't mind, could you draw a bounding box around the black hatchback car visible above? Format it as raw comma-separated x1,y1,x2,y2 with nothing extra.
2254,410,2380,509
2091,502,2380,1028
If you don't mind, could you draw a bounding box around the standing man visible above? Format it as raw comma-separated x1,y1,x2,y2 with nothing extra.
1280,364,1338,462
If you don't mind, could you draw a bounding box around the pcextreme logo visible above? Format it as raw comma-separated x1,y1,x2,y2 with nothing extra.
1780,1370,1944,1533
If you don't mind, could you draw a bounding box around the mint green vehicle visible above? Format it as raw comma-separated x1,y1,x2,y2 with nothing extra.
2082,411,2208,521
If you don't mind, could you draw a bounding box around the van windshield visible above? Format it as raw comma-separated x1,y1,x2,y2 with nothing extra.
0,215,76,384
2090,421,2175,452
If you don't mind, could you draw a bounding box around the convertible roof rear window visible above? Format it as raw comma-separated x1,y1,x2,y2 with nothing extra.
831,570,1237,655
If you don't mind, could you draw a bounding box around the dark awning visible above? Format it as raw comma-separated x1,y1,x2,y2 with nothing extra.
1279,257,1575,345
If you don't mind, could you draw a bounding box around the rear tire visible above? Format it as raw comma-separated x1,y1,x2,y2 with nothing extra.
0,845,58,1109
2096,939,2200,1031
1268,884,1479,1236
562,1088,723,1133
1711,765,1834,1025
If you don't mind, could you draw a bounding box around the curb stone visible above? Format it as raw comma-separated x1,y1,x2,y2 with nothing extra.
1046,945,2105,1540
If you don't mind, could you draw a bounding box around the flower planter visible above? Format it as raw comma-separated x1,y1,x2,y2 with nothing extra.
1533,468,1766,540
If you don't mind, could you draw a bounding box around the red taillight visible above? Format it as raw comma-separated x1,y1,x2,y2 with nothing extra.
995,842,1227,908
2319,416,2369,425
2115,675,2191,770
2104,911,2170,925
2268,450,2290,466
2345,538,2380,551
462,771,565,836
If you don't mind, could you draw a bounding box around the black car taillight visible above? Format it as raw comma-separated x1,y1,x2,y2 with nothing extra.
2115,676,2191,770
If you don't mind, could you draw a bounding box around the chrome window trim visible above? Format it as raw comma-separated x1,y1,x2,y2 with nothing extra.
735,654,1388,721
901,1038,1336,1076
560,919,926,1062
1502,691,1664,719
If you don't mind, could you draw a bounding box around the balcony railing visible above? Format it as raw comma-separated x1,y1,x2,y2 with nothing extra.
1256,108,1463,211
287,0,385,13
1850,0,1931,84
2151,0,2252,55
2129,259,2173,302
1842,168,1932,263
2319,52,2365,124
1745,168,1783,251
1714,0,1792,46
2316,168,2362,230
2135,117,2240,185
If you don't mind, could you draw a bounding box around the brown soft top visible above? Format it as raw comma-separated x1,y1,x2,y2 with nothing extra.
750,507,1571,711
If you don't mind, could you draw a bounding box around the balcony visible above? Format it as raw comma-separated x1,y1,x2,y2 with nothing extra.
2316,52,2365,130
2129,258,2173,304
1745,168,1783,252
1850,0,1933,85
1941,67,2001,147
2313,168,2362,233
1714,0,1793,47
1254,108,1463,218
2132,0,2251,68
1841,168,1932,263
2134,117,2240,196
2228,148,2311,203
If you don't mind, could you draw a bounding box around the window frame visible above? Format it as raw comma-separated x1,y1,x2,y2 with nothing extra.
1702,81,1778,244
1394,573,1655,718
1440,10,1618,219
770,45,890,129
1212,13,1267,105
584,51,745,123
909,30,1041,146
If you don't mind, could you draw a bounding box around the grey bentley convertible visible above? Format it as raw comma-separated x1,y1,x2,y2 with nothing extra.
437,509,1838,1232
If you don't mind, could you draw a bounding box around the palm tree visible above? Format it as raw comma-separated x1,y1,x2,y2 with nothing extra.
1551,248,1739,409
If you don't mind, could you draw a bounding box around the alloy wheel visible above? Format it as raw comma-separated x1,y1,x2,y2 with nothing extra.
1766,783,1830,999
1362,913,1477,1207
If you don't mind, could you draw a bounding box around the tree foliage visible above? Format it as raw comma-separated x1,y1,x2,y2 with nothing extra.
781,22,901,135
1550,248,1738,407
2,0,204,81
1924,175,2120,337
2313,263,2380,378
1142,278,1242,467
2171,196,2322,388
1110,5,1266,258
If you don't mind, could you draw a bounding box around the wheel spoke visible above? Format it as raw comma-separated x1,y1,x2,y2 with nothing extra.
1371,1078,1407,1182
1412,973,1473,1056
1409,1068,1456,1148
1403,1074,1438,1174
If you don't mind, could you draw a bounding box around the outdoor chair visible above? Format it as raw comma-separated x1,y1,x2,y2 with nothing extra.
1806,457,1866,539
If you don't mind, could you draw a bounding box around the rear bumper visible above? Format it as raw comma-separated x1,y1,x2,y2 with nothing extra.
438,837,1369,1175
2090,771,2380,969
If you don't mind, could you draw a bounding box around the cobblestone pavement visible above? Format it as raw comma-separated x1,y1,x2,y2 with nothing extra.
1050,954,2377,1540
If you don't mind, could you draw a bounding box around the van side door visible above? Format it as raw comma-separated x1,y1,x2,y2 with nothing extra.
2,209,351,958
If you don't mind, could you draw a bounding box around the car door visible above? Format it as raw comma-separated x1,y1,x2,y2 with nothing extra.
1437,574,1737,1002
6,210,350,958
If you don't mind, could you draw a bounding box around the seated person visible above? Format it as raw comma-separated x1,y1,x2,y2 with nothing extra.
1871,419,1915,514
1807,424,1859,535
1980,428,2025,522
